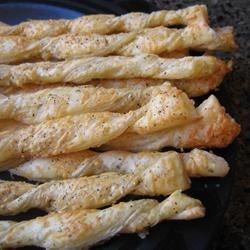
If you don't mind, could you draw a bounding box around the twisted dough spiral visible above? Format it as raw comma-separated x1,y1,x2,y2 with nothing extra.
0,26,236,63
0,82,197,126
0,5,208,38
0,55,229,87
0,62,230,98
9,149,229,182
0,110,140,165
102,95,241,151
0,191,205,249
0,155,191,215
0,95,239,165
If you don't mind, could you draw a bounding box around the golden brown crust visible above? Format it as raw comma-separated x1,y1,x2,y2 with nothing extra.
0,158,190,215
0,82,197,125
0,26,236,63
0,173,141,215
9,149,229,182
0,111,139,164
0,32,136,63
128,86,198,135
172,61,232,97
160,49,189,58
0,55,227,87
0,66,229,97
93,62,229,97
0,4,239,248
102,95,241,151
0,84,155,124
0,87,201,164
0,191,205,249
0,119,26,133
0,5,208,38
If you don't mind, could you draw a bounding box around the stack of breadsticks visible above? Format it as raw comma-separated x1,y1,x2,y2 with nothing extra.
0,4,240,249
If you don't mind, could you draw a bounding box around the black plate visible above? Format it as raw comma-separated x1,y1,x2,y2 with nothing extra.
0,1,237,250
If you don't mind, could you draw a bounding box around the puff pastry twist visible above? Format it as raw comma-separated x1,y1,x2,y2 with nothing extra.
0,61,230,98
102,95,241,151
0,191,205,249
0,26,236,63
0,110,141,165
0,82,197,126
0,173,142,215
9,149,229,182
0,95,239,165
0,5,208,38
0,155,192,215
0,55,229,87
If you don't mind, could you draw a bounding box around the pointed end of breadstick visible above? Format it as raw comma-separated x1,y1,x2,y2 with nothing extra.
198,95,241,148
167,190,205,220
216,26,238,50
183,149,230,177
172,205,206,220
226,27,238,49
186,5,209,27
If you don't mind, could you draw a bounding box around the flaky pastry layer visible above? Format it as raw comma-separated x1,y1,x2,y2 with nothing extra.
102,95,241,151
9,149,229,182
0,110,140,165
0,26,236,63
0,158,190,215
0,55,228,87
0,5,208,38
0,191,205,249
0,173,141,215
0,82,197,126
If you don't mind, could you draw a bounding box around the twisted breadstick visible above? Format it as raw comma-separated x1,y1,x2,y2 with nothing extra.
0,191,205,249
0,172,148,215
0,157,191,214
135,26,236,52
0,62,230,97
0,109,141,165
0,26,235,63
91,61,231,97
0,5,208,39
0,82,197,126
0,89,198,162
0,83,165,124
102,95,241,151
9,149,229,182
0,55,228,87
